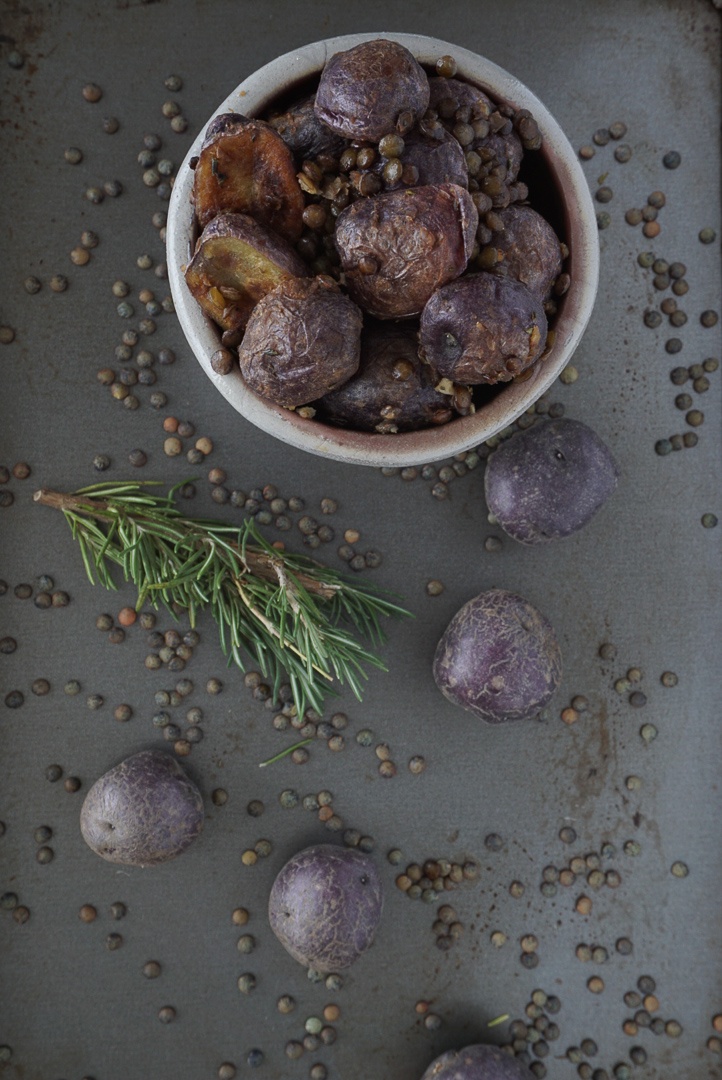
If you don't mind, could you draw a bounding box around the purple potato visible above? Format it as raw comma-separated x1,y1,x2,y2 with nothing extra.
427,76,493,123
268,843,383,972
315,320,456,433
489,205,563,300
377,129,469,190
484,418,620,544
433,588,562,724
419,272,547,384
268,94,347,161
334,183,478,319
238,275,362,407
474,130,524,183
80,750,204,866
421,1043,533,1080
314,39,430,142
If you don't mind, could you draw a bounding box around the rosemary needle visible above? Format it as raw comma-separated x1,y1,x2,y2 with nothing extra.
34,481,411,717
258,738,314,768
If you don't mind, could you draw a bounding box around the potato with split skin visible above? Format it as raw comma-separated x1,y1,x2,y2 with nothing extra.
315,320,457,433
193,112,305,240
484,418,620,544
80,750,204,866
314,39,430,142
419,271,547,384
238,275,362,408
334,183,478,319
489,205,563,299
184,212,309,335
433,588,562,725
268,94,347,161
421,1043,535,1079
268,843,383,972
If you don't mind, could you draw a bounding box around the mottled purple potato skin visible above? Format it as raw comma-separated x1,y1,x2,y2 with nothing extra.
428,76,493,121
376,129,469,190
268,844,383,972
491,206,562,299
238,276,362,408
474,130,524,182
315,320,454,433
419,272,547,384
80,750,204,866
193,113,305,240
268,95,347,160
484,418,620,544
184,212,309,334
421,1043,534,1080
314,39,430,142
335,183,478,319
433,589,562,724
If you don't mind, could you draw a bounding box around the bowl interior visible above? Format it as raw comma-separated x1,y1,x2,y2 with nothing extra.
167,32,599,467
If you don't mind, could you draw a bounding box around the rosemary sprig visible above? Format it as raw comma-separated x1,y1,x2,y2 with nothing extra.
34,481,410,718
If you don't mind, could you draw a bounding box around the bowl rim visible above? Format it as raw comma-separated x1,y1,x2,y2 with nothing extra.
167,31,599,467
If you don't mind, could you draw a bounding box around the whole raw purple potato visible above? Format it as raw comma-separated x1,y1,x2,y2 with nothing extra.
484,418,620,544
80,750,204,866
268,843,383,972
433,589,562,724
421,1043,533,1080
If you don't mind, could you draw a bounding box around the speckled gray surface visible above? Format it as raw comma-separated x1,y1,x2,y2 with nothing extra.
1,2,721,1079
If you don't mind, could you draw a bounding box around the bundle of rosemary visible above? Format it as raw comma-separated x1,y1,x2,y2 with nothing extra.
35,481,410,717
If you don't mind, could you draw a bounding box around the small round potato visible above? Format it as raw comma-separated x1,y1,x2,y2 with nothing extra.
80,750,204,866
421,1043,534,1080
314,39,430,142
316,320,455,433
334,183,478,319
427,76,493,124
238,275,362,408
268,94,347,161
419,272,547,384
378,129,469,190
433,588,562,724
484,418,620,543
489,205,563,299
268,843,383,972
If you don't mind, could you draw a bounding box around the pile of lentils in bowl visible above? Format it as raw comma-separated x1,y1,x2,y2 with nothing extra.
185,39,569,434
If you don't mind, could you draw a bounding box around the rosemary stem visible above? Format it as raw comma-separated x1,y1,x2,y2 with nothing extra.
258,738,314,767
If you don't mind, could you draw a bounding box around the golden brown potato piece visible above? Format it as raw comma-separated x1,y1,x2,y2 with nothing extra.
184,212,309,335
238,276,362,408
334,183,478,319
193,113,305,240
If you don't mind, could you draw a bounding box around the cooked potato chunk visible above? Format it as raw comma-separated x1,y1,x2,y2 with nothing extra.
238,276,362,407
193,113,305,240
268,94,347,161
490,205,563,299
184,212,309,335
316,320,456,433
419,271,547,384
314,39,430,142
334,183,478,319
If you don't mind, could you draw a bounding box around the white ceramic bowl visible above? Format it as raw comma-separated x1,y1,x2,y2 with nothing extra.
167,32,599,467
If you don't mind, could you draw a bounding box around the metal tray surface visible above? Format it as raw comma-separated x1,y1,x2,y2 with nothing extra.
0,2,720,1079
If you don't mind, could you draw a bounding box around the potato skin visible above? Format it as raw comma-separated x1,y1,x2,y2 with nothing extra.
419,272,547,384
184,212,309,334
335,183,478,319
421,1043,534,1080
268,843,383,972
428,76,493,122
268,95,347,161
490,205,562,299
314,39,430,142
79,750,204,866
484,418,619,544
474,130,523,182
433,588,562,724
380,129,469,190
316,320,455,433
238,275,362,407
193,113,305,239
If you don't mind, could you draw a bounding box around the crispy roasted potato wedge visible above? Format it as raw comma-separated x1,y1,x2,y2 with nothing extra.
193,113,305,240
184,212,309,334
